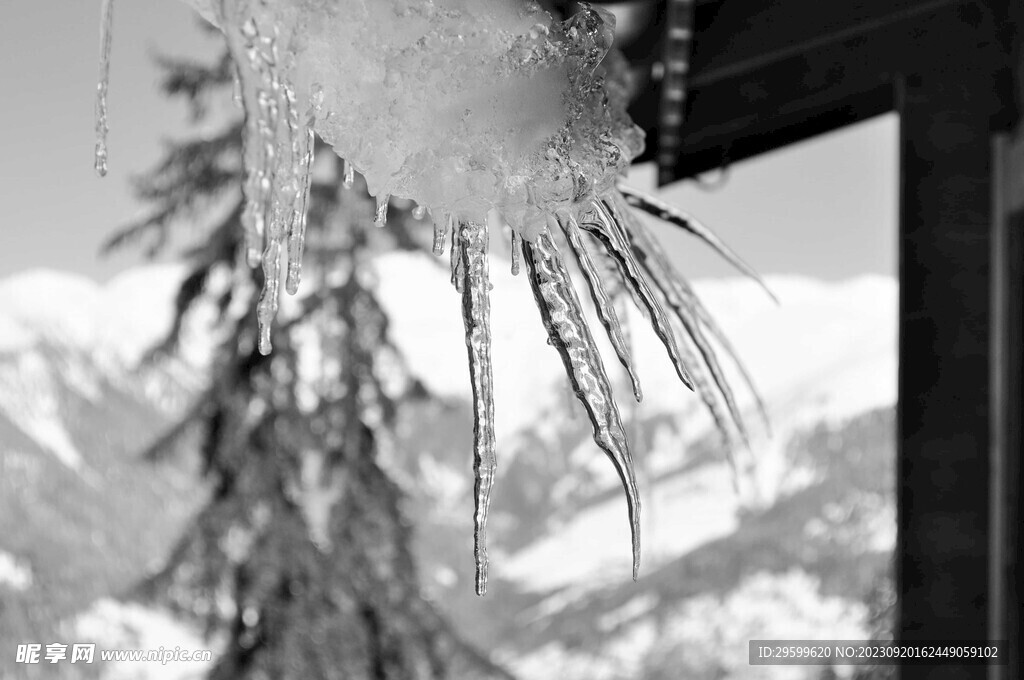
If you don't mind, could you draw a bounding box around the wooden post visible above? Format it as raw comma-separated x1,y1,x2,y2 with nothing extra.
989,127,1024,680
897,68,997,678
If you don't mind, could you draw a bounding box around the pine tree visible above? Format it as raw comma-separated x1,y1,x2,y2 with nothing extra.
107,36,513,680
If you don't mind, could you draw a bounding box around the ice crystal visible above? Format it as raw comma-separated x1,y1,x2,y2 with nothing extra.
99,0,773,593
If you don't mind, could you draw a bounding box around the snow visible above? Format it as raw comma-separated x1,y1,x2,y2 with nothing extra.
0,264,206,468
498,455,741,595
377,251,896,599
0,254,895,597
505,570,870,680
0,550,33,591
0,350,87,470
0,264,188,366
179,0,639,230
72,598,217,680
377,250,897,443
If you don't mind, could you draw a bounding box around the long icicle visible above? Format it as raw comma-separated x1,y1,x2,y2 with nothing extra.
556,213,643,402
522,229,641,580
579,201,695,392
285,85,321,295
618,184,777,304
612,192,771,432
622,207,752,448
605,202,749,476
457,221,497,596
228,12,312,355
94,0,115,177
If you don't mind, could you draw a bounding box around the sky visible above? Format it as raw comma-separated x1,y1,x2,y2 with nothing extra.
0,2,897,283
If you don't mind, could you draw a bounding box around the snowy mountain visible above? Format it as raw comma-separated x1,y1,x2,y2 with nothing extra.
0,254,897,680
376,252,897,680
0,265,209,678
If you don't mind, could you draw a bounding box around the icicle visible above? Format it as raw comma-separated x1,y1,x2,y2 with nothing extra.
450,223,463,291
343,159,355,189
627,225,750,449
432,212,451,256
231,66,244,109
455,221,497,596
556,213,643,402
224,12,309,353
94,0,115,177
412,204,427,220
579,201,695,392
522,229,641,580
256,239,282,354
618,184,777,304
613,193,770,432
510,230,522,276
374,194,390,228
285,84,321,296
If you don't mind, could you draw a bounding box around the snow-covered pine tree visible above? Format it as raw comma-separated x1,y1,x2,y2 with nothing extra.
107,38,513,680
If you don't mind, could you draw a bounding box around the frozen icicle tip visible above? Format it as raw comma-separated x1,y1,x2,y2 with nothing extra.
257,332,272,355
94,143,108,178
246,248,262,269
285,263,301,296
342,160,355,189
432,213,451,256
412,204,427,220
374,195,390,228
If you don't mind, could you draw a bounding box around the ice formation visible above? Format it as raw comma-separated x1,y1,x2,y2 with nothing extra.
97,0,770,594
94,0,115,177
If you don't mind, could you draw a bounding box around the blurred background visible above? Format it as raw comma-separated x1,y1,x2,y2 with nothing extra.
0,2,898,679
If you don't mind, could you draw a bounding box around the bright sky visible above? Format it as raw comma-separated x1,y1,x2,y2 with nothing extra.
0,2,897,283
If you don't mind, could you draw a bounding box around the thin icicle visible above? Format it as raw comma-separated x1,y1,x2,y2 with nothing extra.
231,65,244,109
579,201,695,392
456,220,497,596
432,212,451,256
626,215,751,447
618,184,777,304
343,159,355,189
226,13,308,353
556,213,642,402
522,229,641,580
285,85,321,295
256,238,282,354
670,317,746,482
374,195,390,228
94,0,115,177
450,223,463,292
510,230,522,276
613,192,771,432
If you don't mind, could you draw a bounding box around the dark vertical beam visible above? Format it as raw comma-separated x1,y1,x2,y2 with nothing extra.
655,0,696,185
989,129,1024,680
897,65,996,678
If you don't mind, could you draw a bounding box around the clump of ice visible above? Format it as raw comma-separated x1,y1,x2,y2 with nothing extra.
184,0,643,235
